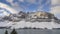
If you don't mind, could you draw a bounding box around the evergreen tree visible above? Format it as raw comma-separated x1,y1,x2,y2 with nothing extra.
10,29,17,34
5,30,8,34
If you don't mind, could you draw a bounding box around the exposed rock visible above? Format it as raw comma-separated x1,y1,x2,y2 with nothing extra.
2,11,60,23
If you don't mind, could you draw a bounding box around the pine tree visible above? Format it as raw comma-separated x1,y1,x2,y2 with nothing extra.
5,30,8,34
10,29,17,34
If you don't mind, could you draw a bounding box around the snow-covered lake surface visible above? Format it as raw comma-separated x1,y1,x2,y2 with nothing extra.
0,20,60,29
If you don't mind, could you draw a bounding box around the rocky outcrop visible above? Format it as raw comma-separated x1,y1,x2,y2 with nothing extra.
2,11,60,23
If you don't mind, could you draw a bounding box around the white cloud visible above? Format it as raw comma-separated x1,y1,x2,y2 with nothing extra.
51,0,60,19
6,0,17,6
51,6,60,19
26,0,36,4
37,0,50,11
6,0,24,11
51,6,60,14
0,3,18,14
18,0,24,2
51,0,60,5
6,0,13,3
6,0,51,12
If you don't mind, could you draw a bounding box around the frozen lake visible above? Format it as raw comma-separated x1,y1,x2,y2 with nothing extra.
0,29,60,34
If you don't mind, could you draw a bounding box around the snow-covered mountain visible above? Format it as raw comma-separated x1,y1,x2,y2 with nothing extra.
0,3,60,29
0,11,60,29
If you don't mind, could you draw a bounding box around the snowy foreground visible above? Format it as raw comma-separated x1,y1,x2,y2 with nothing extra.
0,20,60,29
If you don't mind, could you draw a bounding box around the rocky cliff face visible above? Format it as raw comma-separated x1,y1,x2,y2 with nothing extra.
2,11,59,23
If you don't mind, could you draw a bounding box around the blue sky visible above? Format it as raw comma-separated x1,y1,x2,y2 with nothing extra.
0,0,60,19
0,0,51,12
